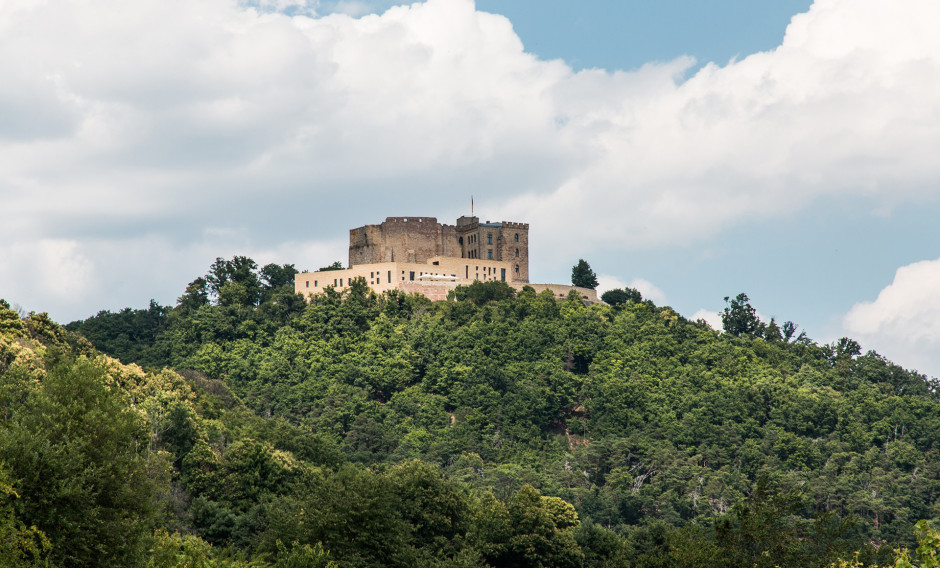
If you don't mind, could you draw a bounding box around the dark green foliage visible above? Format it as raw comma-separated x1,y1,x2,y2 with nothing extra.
601,287,641,306
0,464,51,567
721,292,764,337
263,464,415,567
449,280,516,305
471,485,583,568
29,266,940,568
571,259,598,289
318,261,345,271
0,358,168,567
64,299,169,367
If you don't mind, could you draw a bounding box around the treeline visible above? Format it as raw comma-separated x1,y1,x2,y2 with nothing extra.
2,254,939,566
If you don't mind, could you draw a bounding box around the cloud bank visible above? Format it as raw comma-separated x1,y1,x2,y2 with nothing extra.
844,259,940,378
1,0,939,334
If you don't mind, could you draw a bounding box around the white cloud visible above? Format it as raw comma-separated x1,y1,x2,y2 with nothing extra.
1,0,939,322
596,274,628,295
596,274,666,305
691,309,723,331
843,258,940,378
0,233,347,320
504,0,940,253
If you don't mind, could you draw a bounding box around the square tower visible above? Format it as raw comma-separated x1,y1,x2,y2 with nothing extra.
454,216,529,282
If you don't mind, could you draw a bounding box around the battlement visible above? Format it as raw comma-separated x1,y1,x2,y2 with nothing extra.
456,215,478,229
383,216,438,225
348,214,530,282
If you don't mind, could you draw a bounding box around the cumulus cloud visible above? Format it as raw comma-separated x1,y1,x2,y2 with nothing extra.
843,258,940,378
691,309,723,331
597,274,667,305
1,0,938,322
505,0,940,255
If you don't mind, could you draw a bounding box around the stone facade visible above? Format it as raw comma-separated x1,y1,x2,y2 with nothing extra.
348,216,529,283
295,256,520,297
295,215,598,303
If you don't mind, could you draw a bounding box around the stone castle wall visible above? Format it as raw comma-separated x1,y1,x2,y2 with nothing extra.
349,217,444,266
348,215,529,282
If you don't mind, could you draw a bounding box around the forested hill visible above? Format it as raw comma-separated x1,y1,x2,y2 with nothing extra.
3,256,940,567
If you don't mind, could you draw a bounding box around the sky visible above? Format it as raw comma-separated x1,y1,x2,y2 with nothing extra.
2,0,940,378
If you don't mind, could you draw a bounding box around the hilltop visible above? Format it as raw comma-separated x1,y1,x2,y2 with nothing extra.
2,256,940,567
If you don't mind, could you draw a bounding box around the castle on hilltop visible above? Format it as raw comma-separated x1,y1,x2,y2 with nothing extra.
295,216,598,303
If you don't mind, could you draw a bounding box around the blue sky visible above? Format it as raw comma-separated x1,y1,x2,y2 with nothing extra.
322,0,814,70
476,1,815,71
2,0,940,377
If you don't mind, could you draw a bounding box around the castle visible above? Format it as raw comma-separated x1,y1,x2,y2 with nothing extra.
294,216,598,302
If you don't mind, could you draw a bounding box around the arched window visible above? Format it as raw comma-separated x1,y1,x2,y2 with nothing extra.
514,233,519,242
515,265,519,273
515,248,519,257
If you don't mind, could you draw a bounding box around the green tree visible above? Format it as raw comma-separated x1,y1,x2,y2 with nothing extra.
318,261,345,271
571,260,598,289
261,263,299,291
449,281,516,305
0,359,170,567
721,293,764,337
206,256,263,306
473,485,584,568
600,287,641,306
0,464,50,568
892,520,940,568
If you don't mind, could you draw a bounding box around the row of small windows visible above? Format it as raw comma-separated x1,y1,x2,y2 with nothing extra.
305,259,522,291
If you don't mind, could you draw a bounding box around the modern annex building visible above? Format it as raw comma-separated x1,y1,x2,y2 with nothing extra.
295,216,598,302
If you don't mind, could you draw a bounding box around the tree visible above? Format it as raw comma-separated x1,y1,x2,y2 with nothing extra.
721,293,764,337
600,287,641,306
571,260,598,290
0,358,169,567
206,256,263,306
473,485,584,568
177,277,210,312
892,520,940,568
318,261,345,272
261,263,299,291
0,465,50,567
449,280,516,305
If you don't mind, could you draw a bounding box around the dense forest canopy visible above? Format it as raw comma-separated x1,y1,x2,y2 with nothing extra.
2,255,939,567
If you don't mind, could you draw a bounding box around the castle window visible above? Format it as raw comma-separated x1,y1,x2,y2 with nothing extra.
388,271,392,283
340,279,344,287
314,281,318,287
514,233,519,242
334,279,337,286
459,236,463,245
515,248,519,257
488,249,493,259
501,268,506,281
409,271,415,281
487,234,492,244
515,265,519,273
306,281,309,288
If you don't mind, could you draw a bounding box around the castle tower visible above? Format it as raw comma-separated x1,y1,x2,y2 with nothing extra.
349,216,443,266
454,216,529,282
